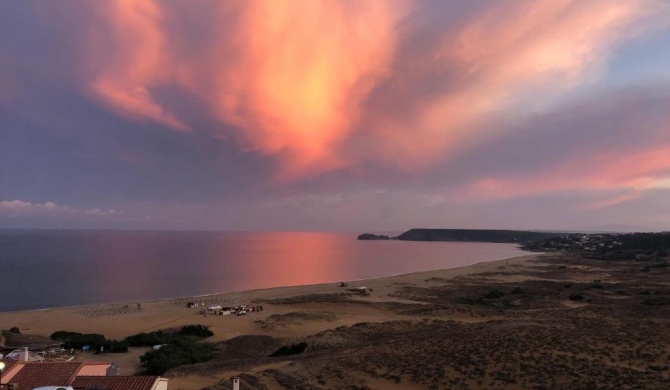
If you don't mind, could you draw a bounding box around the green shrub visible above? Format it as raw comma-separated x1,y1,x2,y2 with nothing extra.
133,325,216,374
125,325,213,347
569,294,584,301
140,338,214,375
460,297,492,306
9,327,20,334
50,330,127,353
179,325,213,338
511,288,525,295
51,331,108,350
98,340,129,353
483,290,505,299
51,330,75,340
270,342,308,357
125,331,172,347
642,297,670,306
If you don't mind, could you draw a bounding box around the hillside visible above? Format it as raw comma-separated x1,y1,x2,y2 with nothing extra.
395,228,564,244
522,231,670,261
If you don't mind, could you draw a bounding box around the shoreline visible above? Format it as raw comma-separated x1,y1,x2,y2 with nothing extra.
20,250,668,389
0,254,545,343
3,241,669,388
0,249,532,315
0,253,551,388
0,231,527,314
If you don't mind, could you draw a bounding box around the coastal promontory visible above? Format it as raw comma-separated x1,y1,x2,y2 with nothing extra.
395,228,566,243
357,233,391,240
357,228,564,243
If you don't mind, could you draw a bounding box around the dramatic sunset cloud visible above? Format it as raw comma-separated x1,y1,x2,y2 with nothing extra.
85,0,189,131
2,0,670,231
351,0,669,170
83,0,407,177
80,0,669,177
207,1,408,177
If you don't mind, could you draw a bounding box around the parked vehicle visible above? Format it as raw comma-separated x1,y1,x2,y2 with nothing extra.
32,387,75,390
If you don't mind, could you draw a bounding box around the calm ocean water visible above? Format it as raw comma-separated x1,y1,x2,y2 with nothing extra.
0,230,528,312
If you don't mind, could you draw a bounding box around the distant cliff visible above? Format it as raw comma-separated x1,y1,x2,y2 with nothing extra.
395,229,564,244
357,233,391,240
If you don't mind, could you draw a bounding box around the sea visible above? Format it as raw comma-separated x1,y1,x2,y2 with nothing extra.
0,229,528,312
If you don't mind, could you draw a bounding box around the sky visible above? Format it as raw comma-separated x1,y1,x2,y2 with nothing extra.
1,0,670,233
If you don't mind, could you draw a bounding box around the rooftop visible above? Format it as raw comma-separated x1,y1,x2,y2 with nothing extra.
6,361,82,389
73,376,161,390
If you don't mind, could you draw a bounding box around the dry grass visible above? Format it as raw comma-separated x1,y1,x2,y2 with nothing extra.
174,254,670,389
7,253,670,389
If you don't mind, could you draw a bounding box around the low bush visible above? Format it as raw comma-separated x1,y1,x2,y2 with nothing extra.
51,331,107,349
125,331,172,347
125,325,213,347
140,338,214,375
9,327,20,334
642,297,670,306
50,330,127,353
270,342,308,357
460,297,493,307
483,290,505,299
179,325,213,338
569,294,584,301
133,325,215,374
98,340,129,353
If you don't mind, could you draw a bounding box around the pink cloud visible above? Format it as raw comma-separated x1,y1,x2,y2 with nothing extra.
84,0,190,131
204,1,409,179
354,0,669,171
51,0,670,184
462,144,670,200
82,0,408,178
582,192,643,211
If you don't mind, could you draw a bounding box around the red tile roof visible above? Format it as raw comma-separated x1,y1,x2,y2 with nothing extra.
73,376,159,390
0,359,19,372
6,361,83,388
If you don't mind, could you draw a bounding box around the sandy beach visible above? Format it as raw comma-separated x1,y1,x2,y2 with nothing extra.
0,254,537,338
0,256,534,381
3,252,670,389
